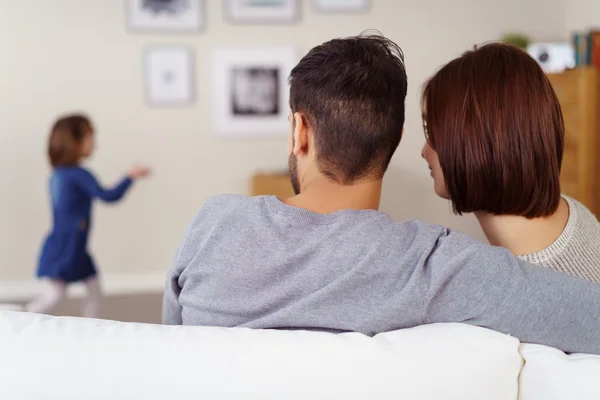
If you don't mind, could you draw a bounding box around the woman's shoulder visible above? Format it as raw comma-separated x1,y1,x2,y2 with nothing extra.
517,195,600,279
537,195,600,282
563,195,599,230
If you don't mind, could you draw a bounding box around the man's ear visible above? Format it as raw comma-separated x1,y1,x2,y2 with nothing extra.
292,112,309,156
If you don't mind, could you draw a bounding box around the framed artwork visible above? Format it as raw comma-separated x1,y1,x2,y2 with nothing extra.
211,47,297,137
225,0,299,24
144,46,195,107
126,0,205,32
313,0,370,13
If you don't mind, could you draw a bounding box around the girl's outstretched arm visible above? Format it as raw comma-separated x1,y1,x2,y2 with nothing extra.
73,168,133,203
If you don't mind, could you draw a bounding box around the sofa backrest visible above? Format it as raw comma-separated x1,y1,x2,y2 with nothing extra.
519,343,600,400
0,311,522,400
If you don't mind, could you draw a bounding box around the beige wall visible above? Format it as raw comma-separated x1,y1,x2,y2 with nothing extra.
0,0,565,281
566,0,600,31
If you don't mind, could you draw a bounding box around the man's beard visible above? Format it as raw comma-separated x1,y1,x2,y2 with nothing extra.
288,152,301,195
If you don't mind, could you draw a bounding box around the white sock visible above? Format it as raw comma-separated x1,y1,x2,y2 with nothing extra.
26,280,67,315
82,277,102,318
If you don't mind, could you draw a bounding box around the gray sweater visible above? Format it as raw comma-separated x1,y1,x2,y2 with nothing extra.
163,195,600,355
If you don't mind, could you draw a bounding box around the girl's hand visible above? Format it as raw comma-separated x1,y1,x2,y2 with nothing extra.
128,165,151,180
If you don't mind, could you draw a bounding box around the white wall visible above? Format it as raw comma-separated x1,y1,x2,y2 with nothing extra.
566,0,600,32
0,0,566,281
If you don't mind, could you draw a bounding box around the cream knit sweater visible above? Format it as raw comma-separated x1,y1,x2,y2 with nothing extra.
518,196,600,283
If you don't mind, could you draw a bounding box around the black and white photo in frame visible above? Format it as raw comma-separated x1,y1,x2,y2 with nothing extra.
225,0,299,24
212,47,297,136
231,68,280,116
127,0,205,32
145,46,195,107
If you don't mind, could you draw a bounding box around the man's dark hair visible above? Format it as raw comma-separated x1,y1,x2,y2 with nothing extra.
289,33,407,184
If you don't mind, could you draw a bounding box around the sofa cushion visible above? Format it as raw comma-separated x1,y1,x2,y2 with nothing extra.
0,311,522,400
519,344,600,400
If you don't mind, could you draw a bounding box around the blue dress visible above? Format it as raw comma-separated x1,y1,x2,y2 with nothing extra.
37,167,132,282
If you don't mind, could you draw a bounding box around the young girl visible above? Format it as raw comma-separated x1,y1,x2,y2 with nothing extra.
26,114,150,317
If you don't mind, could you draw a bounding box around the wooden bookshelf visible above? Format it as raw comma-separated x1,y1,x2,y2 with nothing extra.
547,67,600,215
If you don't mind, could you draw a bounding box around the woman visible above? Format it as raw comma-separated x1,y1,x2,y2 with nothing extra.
421,42,600,282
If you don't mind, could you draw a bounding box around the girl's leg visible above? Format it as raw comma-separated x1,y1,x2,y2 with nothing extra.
25,279,67,314
82,276,102,318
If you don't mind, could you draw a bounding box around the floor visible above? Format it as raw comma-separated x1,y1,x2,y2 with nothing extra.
15,292,164,324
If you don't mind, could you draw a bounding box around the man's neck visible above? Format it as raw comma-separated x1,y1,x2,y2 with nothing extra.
283,178,383,214
475,197,570,256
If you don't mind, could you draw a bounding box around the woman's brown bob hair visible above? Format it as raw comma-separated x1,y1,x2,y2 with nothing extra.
422,43,564,218
48,114,92,168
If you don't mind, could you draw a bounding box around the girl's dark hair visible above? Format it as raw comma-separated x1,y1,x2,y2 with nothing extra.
422,42,564,218
48,114,92,167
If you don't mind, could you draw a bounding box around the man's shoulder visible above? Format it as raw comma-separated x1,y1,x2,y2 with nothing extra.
394,219,499,263
176,195,256,258
201,193,270,215
191,194,264,225
202,193,251,209
393,218,447,240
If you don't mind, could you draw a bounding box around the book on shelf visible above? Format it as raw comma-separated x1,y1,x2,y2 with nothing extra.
573,33,590,66
572,30,600,68
591,31,600,68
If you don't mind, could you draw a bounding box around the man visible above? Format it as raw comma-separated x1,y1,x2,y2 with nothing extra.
163,34,600,355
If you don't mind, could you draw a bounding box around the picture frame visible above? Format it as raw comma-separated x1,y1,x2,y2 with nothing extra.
312,0,370,13
144,46,195,107
225,0,299,24
211,47,297,137
126,0,205,32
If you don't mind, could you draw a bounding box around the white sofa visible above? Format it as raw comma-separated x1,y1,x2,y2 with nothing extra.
0,311,598,400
